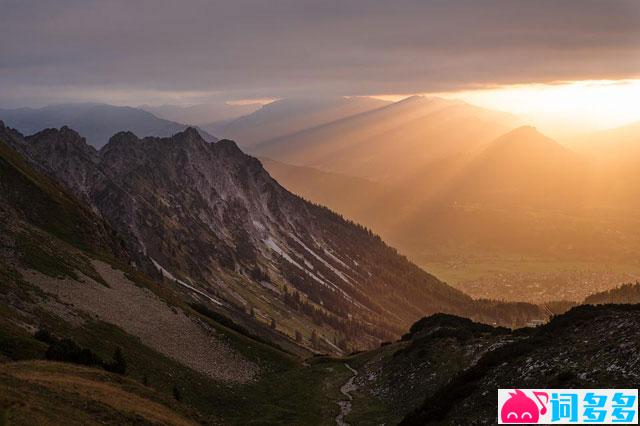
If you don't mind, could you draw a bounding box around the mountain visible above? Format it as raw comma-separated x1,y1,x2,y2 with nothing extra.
251,95,518,181
141,102,262,126
2,122,551,351
332,304,640,425
205,96,391,149
0,103,217,148
0,127,361,424
436,126,589,208
400,304,640,425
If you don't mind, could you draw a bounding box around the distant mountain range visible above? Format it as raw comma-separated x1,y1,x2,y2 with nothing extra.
0,103,217,148
141,101,262,126
205,96,391,149
252,95,518,181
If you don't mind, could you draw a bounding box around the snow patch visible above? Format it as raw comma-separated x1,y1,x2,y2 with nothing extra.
264,237,303,269
259,280,281,293
322,247,350,269
149,257,224,306
264,237,361,307
289,234,351,284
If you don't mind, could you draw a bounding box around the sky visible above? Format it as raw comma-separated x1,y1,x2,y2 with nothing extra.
1,0,639,130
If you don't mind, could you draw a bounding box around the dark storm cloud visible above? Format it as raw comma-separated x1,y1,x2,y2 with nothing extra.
1,0,639,105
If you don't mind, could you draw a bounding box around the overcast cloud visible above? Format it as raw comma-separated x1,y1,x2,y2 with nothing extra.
1,0,639,106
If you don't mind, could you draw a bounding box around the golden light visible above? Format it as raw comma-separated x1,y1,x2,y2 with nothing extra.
435,80,640,138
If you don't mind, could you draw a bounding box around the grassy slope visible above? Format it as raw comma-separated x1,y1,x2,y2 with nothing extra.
0,361,199,426
0,298,351,425
0,232,352,424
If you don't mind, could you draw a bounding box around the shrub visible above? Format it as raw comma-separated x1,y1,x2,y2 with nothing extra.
45,338,103,366
104,347,126,375
173,384,182,401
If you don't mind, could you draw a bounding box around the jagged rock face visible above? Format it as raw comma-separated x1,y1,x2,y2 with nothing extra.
1,123,535,349
24,127,102,202
0,125,125,259
400,305,640,425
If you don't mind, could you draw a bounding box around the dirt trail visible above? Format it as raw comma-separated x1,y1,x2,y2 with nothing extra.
336,363,358,426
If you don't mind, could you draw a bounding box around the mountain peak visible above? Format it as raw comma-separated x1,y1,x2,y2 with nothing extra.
505,125,541,137
27,126,89,150
178,126,202,140
490,125,561,151
215,138,242,154
397,95,426,104
103,130,139,148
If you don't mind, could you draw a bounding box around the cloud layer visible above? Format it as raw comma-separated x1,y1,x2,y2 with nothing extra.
1,0,639,106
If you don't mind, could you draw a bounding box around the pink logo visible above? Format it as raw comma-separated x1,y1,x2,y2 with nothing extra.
500,389,548,423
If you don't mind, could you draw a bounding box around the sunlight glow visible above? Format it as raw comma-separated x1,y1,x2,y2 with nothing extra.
373,80,640,139
226,98,278,106
436,80,640,138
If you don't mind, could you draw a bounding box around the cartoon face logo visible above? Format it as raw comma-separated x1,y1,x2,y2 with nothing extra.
501,389,548,423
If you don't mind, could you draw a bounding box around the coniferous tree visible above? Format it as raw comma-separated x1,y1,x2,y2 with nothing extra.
173,384,182,401
104,347,126,375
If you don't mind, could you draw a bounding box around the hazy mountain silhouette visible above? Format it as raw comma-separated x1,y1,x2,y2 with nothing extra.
252,96,518,180
0,103,217,148
205,96,391,148
141,102,262,126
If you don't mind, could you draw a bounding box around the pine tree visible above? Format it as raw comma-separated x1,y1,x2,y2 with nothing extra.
104,347,126,375
173,384,182,401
